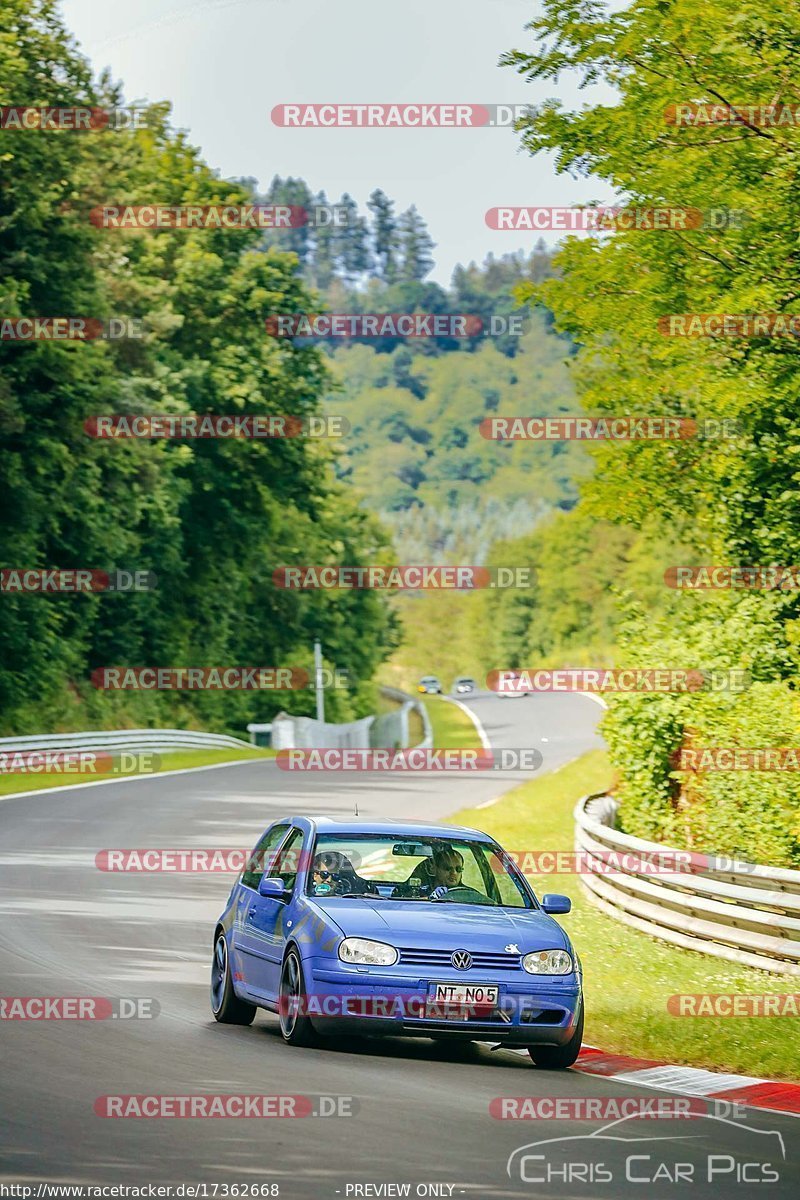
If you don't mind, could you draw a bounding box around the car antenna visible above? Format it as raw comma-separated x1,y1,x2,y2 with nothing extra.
353,794,359,818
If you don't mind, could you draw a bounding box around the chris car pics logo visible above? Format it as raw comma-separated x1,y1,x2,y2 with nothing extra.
506,1113,784,1186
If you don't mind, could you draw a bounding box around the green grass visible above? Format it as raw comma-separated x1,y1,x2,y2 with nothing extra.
0,745,274,797
449,750,799,1082
423,694,483,750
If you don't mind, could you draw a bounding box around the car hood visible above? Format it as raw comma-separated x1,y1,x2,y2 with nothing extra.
308,898,569,952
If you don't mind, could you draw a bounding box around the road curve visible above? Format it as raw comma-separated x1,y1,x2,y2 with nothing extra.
0,694,795,1197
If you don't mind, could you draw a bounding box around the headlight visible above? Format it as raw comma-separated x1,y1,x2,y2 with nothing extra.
522,949,573,975
338,937,398,966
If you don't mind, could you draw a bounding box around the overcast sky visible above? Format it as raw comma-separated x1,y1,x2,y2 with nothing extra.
60,0,613,284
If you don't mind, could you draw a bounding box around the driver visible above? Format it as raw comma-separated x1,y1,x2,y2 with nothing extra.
393,847,464,898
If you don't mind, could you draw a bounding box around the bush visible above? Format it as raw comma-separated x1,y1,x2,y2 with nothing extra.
603,594,800,867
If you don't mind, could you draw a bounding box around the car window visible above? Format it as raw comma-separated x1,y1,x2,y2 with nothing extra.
461,845,492,894
306,835,532,907
268,827,305,893
241,823,289,890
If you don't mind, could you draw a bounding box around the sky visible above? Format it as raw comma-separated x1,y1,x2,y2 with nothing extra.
59,0,614,285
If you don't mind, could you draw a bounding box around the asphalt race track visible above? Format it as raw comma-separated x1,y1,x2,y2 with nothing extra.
0,694,796,1197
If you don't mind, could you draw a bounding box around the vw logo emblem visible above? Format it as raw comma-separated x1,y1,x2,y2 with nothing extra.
451,949,472,970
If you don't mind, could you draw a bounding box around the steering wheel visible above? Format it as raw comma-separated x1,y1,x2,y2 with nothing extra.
431,885,495,906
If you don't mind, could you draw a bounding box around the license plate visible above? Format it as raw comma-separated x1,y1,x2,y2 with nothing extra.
430,983,499,1009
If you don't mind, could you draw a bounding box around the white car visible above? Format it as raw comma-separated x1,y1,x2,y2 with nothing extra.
497,670,528,699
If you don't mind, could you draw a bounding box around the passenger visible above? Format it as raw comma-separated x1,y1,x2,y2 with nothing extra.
312,850,372,895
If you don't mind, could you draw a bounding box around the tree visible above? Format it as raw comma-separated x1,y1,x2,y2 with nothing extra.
262,174,313,267
367,188,398,281
310,189,337,290
0,0,399,734
336,193,372,284
397,205,435,282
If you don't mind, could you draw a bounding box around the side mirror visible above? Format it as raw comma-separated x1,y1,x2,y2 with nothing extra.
541,893,571,915
258,876,287,899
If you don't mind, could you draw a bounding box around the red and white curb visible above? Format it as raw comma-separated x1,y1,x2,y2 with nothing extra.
573,1045,800,1117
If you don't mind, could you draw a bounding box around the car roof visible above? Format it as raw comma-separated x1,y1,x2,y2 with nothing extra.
305,816,493,840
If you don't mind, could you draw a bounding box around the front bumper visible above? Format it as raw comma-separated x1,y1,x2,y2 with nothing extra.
307,961,581,1045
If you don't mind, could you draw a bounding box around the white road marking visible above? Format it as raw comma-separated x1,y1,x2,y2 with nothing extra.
439,695,492,751
613,1066,767,1095
0,756,268,803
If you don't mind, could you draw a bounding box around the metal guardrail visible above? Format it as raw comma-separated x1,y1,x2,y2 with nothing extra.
0,729,255,754
574,793,800,976
379,687,433,748
242,690,432,752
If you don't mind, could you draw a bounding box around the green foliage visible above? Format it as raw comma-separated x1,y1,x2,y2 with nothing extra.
603,596,800,866
495,0,800,866
329,312,586,559
0,0,398,735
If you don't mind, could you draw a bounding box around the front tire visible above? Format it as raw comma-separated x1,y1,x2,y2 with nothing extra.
211,932,256,1025
278,949,319,1046
528,1005,583,1069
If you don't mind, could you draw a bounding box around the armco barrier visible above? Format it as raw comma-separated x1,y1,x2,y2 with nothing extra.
575,793,800,976
378,687,433,749
270,713,373,751
0,728,254,755
268,689,432,750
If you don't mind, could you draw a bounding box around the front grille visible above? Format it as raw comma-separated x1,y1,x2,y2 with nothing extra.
398,947,522,971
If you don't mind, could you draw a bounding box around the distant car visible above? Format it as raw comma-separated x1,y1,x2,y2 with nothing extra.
417,675,442,694
497,670,528,699
210,817,583,1068
452,676,477,695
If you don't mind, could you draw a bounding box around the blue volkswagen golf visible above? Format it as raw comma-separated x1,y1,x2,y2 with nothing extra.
211,818,583,1068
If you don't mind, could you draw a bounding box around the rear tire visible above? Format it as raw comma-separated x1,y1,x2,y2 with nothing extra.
278,949,319,1047
527,1005,583,1069
211,932,256,1025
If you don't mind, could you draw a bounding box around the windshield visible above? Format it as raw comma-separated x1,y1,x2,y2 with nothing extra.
307,834,533,908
